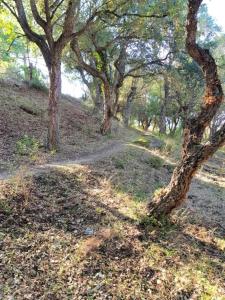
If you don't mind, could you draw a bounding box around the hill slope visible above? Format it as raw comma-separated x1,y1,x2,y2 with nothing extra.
0,80,224,299
0,80,134,172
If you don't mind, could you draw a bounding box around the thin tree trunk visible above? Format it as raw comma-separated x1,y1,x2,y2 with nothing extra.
123,85,136,127
47,59,61,151
159,75,169,134
93,80,103,113
148,0,224,217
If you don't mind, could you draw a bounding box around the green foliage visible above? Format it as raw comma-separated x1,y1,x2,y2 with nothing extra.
22,65,48,91
113,158,126,169
133,137,149,148
92,51,103,72
29,78,48,92
0,198,12,215
16,135,40,157
153,186,165,198
145,156,164,169
138,215,159,227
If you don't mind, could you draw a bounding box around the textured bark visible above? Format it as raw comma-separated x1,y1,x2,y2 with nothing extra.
47,59,61,151
93,80,104,113
123,84,136,127
5,0,96,151
159,74,169,134
148,0,224,217
100,83,114,135
71,38,127,134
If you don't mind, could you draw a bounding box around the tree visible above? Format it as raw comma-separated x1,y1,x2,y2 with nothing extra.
148,0,225,217
70,35,127,134
2,0,96,150
69,0,173,134
123,78,137,127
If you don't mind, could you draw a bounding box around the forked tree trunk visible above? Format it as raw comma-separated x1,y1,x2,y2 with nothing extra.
148,0,224,217
47,59,61,151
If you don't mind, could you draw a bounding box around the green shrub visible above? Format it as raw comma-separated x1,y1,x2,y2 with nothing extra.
133,137,149,148
29,78,48,92
16,135,40,157
145,156,164,169
113,158,126,169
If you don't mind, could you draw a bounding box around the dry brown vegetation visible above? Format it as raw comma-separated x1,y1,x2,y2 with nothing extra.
1,145,225,299
0,82,224,299
0,80,133,173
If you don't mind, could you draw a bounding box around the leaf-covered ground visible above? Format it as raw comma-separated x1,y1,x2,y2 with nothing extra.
0,80,134,174
1,144,224,300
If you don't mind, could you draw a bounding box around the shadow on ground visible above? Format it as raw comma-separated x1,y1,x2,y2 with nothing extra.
0,151,225,299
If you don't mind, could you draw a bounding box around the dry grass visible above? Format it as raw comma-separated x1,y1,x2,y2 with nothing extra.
0,81,137,174
0,143,224,299
0,80,224,299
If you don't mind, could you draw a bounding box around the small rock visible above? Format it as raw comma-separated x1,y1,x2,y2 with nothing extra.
84,227,94,235
149,138,165,149
95,272,105,279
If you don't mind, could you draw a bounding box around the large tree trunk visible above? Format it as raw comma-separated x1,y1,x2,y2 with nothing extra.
100,83,114,135
93,80,103,114
148,0,224,217
148,144,212,216
47,59,61,151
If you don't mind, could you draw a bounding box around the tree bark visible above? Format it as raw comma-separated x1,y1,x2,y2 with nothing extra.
148,140,224,216
159,74,169,134
93,80,103,113
100,83,114,135
5,0,90,152
148,0,224,217
123,85,136,127
47,59,61,151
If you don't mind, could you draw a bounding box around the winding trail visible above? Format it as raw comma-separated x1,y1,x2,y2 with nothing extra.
0,141,128,181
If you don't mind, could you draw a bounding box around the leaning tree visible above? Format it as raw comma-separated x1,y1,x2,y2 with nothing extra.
148,0,225,217
2,0,97,150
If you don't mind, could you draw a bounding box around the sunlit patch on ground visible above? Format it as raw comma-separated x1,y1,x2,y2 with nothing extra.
0,143,224,299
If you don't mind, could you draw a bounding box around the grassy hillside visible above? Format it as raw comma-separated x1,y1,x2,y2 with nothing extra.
0,80,134,172
0,81,224,299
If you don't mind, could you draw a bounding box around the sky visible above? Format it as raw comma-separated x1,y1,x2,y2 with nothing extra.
204,0,225,31
39,0,225,99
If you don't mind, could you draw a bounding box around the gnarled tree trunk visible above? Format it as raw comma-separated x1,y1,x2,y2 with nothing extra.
148,0,224,217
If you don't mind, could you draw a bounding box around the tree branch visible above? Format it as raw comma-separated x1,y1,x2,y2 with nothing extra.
30,0,47,28
184,0,224,147
70,38,106,82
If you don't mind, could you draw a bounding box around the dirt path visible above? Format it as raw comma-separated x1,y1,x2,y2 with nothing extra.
0,140,127,181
